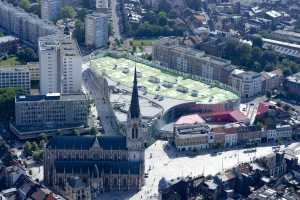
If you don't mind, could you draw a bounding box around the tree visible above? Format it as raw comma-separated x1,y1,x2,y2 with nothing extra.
73,20,85,44
283,104,290,112
251,36,263,48
158,11,167,26
60,6,77,19
90,127,98,135
73,128,80,136
143,11,157,24
29,0,41,17
32,150,43,161
24,141,33,156
158,0,171,13
19,0,30,11
40,133,48,143
237,44,252,66
77,8,88,21
16,48,38,63
0,88,20,121
32,141,39,152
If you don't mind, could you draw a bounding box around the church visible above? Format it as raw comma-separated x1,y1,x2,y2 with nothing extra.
44,68,147,199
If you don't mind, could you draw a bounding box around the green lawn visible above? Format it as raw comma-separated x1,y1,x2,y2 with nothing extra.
91,56,239,103
0,56,20,66
131,39,155,47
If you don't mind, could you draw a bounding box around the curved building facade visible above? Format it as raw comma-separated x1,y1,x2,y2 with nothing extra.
162,99,240,124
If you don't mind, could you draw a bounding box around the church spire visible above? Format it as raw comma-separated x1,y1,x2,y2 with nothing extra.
129,67,140,118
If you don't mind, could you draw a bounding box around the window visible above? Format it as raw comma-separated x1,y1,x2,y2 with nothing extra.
131,127,138,139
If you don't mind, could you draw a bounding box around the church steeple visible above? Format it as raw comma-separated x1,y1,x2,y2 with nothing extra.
129,67,140,119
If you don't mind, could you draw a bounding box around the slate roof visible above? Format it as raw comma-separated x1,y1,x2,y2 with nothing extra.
67,177,86,188
55,160,141,175
129,67,140,118
47,135,127,150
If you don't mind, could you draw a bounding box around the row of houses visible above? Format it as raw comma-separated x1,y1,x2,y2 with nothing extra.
171,120,295,152
0,163,63,200
169,101,296,152
152,37,284,101
159,150,299,200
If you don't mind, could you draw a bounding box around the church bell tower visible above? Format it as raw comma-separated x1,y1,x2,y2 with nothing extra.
126,68,147,159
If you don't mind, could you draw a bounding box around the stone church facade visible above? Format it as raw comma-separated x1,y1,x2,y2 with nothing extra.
44,68,147,199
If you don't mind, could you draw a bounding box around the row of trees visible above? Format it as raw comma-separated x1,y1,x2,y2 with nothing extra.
22,126,98,162
126,0,184,37
24,134,48,161
0,88,22,121
222,38,300,76
6,0,42,17
134,22,184,37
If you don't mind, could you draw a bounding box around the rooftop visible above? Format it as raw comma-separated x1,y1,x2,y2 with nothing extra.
47,135,127,150
91,56,239,104
274,30,300,39
55,160,141,175
175,114,206,125
16,93,88,102
287,72,300,84
0,36,18,43
0,67,29,72
263,38,300,49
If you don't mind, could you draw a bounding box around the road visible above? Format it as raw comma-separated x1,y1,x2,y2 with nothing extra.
111,0,121,40
83,69,122,136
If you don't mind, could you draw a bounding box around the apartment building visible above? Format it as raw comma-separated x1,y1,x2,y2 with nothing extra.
284,72,300,100
0,67,30,94
26,62,40,81
0,1,60,48
229,69,262,99
261,69,283,93
39,34,82,95
15,93,90,128
41,0,62,21
41,0,82,21
271,30,300,44
172,123,213,151
152,37,235,84
85,13,108,48
96,0,109,11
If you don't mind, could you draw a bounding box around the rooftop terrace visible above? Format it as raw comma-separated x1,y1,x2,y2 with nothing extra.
90,56,239,104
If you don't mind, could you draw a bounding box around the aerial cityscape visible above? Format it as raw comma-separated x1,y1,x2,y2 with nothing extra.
1,0,300,199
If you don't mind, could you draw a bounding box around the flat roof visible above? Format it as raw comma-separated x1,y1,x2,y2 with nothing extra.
16,93,87,102
0,67,29,72
263,38,300,49
287,72,300,83
91,56,239,104
274,30,300,38
0,36,18,43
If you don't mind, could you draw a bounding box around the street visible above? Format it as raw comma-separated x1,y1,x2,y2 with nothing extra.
83,68,122,136
111,0,121,40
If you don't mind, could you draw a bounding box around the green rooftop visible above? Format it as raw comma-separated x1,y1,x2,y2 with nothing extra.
91,56,239,104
